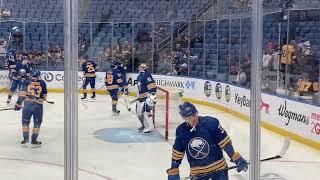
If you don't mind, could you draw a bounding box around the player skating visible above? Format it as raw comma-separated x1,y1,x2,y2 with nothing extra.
14,69,47,147
105,59,126,116
167,102,248,180
136,63,157,133
80,55,99,100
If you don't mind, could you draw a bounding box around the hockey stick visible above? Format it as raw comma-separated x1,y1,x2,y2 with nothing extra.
182,138,291,180
43,99,55,104
0,107,15,111
123,95,131,111
129,97,139,104
96,84,106,91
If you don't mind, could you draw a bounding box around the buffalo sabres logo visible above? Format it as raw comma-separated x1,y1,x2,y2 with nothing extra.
188,137,210,159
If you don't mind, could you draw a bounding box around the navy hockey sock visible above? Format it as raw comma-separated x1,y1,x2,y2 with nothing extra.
22,125,29,140
112,104,117,112
31,128,40,142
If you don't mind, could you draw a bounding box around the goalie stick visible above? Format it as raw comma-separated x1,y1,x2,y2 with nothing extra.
182,137,291,180
123,95,131,111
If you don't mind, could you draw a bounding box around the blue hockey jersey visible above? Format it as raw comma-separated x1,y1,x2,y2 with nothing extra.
171,116,230,176
11,61,31,80
136,71,156,99
81,60,98,78
105,68,124,90
16,79,48,105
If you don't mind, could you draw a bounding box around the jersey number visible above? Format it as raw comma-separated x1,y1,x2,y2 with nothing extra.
28,83,43,98
107,74,113,84
87,64,95,73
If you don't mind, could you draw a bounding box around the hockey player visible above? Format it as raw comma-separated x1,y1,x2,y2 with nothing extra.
3,50,17,81
136,63,157,133
116,59,129,95
80,55,99,99
6,54,31,103
167,102,248,180
14,69,47,147
105,60,125,116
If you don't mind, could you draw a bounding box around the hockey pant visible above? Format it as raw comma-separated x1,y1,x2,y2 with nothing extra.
136,100,154,130
9,79,20,95
82,77,96,94
108,89,119,112
21,101,43,141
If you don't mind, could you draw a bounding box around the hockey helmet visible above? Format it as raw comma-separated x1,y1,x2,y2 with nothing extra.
110,58,119,69
18,68,27,77
31,69,41,79
179,102,198,119
138,63,148,73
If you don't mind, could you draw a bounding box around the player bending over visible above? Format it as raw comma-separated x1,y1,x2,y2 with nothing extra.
167,102,248,180
80,55,99,99
14,69,47,147
105,60,126,116
136,63,157,133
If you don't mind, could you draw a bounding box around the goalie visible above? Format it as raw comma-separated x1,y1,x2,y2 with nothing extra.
136,63,157,133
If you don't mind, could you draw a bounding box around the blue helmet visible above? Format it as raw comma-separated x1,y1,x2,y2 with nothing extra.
179,102,198,118
18,68,27,77
110,58,119,69
31,69,41,78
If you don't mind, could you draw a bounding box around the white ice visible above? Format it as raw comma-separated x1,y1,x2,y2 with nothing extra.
0,93,319,180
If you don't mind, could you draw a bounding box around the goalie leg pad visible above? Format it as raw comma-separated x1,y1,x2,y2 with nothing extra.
136,101,145,117
143,112,154,133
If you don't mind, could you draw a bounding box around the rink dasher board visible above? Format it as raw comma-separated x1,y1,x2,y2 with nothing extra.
0,70,319,150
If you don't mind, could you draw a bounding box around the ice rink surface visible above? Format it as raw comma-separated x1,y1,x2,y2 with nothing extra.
0,93,319,180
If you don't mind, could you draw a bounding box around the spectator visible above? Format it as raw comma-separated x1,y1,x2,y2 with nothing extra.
229,56,240,76
122,40,133,61
12,27,23,46
0,38,7,59
240,54,251,87
0,9,11,18
294,35,312,74
78,33,86,56
177,63,188,76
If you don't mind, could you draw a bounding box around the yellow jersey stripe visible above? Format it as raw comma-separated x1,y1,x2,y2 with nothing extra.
190,158,227,176
85,73,96,77
106,85,120,90
218,136,230,146
172,149,184,156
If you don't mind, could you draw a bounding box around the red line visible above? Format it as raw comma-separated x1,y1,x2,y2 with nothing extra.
0,157,114,180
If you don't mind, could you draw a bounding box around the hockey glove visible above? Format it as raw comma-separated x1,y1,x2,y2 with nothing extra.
146,94,157,107
14,103,22,111
166,168,180,180
232,152,248,172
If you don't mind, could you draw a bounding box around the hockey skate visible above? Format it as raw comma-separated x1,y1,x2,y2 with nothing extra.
137,126,144,132
6,96,11,104
31,140,42,148
112,110,120,116
91,94,96,99
81,94,87,100
20,139,29,147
